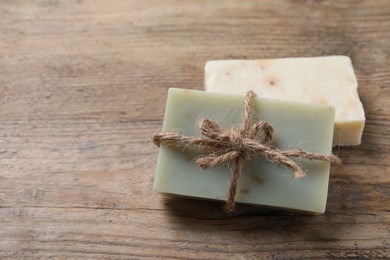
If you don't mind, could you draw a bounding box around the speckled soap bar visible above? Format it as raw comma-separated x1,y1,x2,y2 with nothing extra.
205,56,365,146
153,88,335,214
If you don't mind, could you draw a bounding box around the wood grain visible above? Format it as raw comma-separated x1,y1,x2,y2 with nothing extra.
0,0,389,259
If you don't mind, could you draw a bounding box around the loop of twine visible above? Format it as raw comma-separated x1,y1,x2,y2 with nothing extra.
153,91,342,212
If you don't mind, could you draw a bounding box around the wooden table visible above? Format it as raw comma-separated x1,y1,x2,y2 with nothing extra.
1,1,389,259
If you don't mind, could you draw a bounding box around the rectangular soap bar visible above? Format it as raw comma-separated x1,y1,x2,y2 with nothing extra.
153,88,335,214
205,56,365,146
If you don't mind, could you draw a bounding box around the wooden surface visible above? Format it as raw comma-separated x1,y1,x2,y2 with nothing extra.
0,0,389,259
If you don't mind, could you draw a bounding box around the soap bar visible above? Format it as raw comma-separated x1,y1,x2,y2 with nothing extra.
204,56,365,146
153,88,335,214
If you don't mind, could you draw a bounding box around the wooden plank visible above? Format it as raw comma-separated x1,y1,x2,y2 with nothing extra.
0,207,388,259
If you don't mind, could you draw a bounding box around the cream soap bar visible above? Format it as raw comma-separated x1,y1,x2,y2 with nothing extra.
205,56,365,146
153,88,335,214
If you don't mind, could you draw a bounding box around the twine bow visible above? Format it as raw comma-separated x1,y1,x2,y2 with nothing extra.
153,91,341,212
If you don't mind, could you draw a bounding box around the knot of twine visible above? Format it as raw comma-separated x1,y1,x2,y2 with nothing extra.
153,91,341,212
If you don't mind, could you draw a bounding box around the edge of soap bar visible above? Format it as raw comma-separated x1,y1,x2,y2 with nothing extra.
204,55,354,75
334,120,365,146
154,88,335,214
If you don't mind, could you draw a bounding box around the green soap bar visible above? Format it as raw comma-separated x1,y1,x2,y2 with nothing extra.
153,88,335,214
